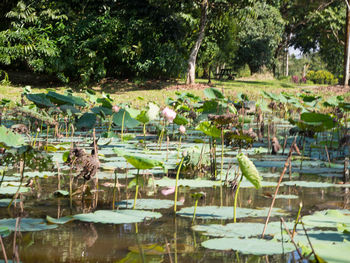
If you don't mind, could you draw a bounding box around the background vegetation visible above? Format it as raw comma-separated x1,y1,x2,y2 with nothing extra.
0,0,347,85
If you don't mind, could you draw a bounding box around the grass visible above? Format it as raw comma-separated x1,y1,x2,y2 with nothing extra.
1,77,349,107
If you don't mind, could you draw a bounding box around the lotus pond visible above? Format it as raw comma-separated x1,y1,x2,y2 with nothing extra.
0,87,349,262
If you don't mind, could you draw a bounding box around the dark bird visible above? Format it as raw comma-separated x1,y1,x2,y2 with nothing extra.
66,131,100,182
271,137,281,155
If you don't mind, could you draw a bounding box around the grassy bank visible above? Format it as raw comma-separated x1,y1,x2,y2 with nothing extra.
1,77,349,107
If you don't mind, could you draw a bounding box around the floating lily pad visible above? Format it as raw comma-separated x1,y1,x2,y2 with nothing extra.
177,206,285,220
274,194,299,199
73,209,162,224
149,177,220,188
302,210,350,228
0,198,20,207
53,190,69,197
282,181,335,188
201,237,295,255
307,241,350,263
0,218,58,231
116,199,183,210
46,215,74,225
13,171,55,178
0,186,29,195
193,222,295,238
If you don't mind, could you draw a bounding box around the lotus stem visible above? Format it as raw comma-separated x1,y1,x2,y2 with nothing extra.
33,129,39,148
143,123,146,143
8,153,25,208
233,175,243,223
292,201,303,237
121,110,126,141
192,199,199,224
133,169,140,210
0,235,8,263
108,113,114,134
177,136,182,160
262,138,297,237
112,170,118,210
174,157,185,213
220,128,224,184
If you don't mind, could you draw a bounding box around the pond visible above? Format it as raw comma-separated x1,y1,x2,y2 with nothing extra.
0,88,349,262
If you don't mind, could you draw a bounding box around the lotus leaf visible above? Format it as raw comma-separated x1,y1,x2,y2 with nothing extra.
204,87,225,100
0,126,25,148
0,186,29,195
0,218,58,231
237,153,262,189
113,109,140,129
47,91,86,106
201,237,295,255
282,181,335,188
177,206,285,220
302,210,350,228
26,93,54,108
113,149,164,170
46,215,74,224
116,199,183,210
73,210,162,224
195,121,221,138
149,177,220,188
76,113,97,130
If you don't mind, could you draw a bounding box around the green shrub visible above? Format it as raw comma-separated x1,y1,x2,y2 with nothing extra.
236,64,251,78
306,70,337,85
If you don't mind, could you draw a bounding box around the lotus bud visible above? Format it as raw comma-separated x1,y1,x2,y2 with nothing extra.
112,105,120,113
179,125,186,135
161,107,176,123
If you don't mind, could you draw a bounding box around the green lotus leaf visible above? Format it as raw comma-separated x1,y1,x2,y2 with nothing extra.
116,199,183,210
0,186,29,195
113,109,140,129
46,215,74,225
302,209,350,228
195,121,221,138
47,91,86,106
73,209,162,224
76,112,97,130
26,93,55,108
0,218,57,232
113,149,164,170
237,153,262,189
201,237,295,255
0,126,25,148
177,206,285,220
149,177,220,188
173,114,189,125
204,87,225,100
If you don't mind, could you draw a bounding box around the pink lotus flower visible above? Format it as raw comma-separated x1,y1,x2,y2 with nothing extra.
161,187,175,196
162,107,176,123
112,105,120,113
179,125,186,134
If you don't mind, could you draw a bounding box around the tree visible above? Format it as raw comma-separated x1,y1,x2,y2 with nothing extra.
233,2,284,74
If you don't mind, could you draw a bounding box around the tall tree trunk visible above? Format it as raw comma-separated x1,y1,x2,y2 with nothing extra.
186,0,208,85
344,1,350,87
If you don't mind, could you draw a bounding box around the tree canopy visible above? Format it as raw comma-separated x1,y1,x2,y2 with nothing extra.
0,0,347,84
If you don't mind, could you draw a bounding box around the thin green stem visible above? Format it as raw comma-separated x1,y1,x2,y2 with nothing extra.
192,199,199,224
174,157,185,213
112,170,118,210
121,111,126,141
133,169,140,210
233,175,243,223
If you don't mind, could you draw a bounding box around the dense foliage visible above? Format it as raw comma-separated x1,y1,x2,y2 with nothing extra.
0,0,347,84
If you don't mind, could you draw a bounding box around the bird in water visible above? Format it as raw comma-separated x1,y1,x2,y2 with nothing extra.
66,130,100,186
